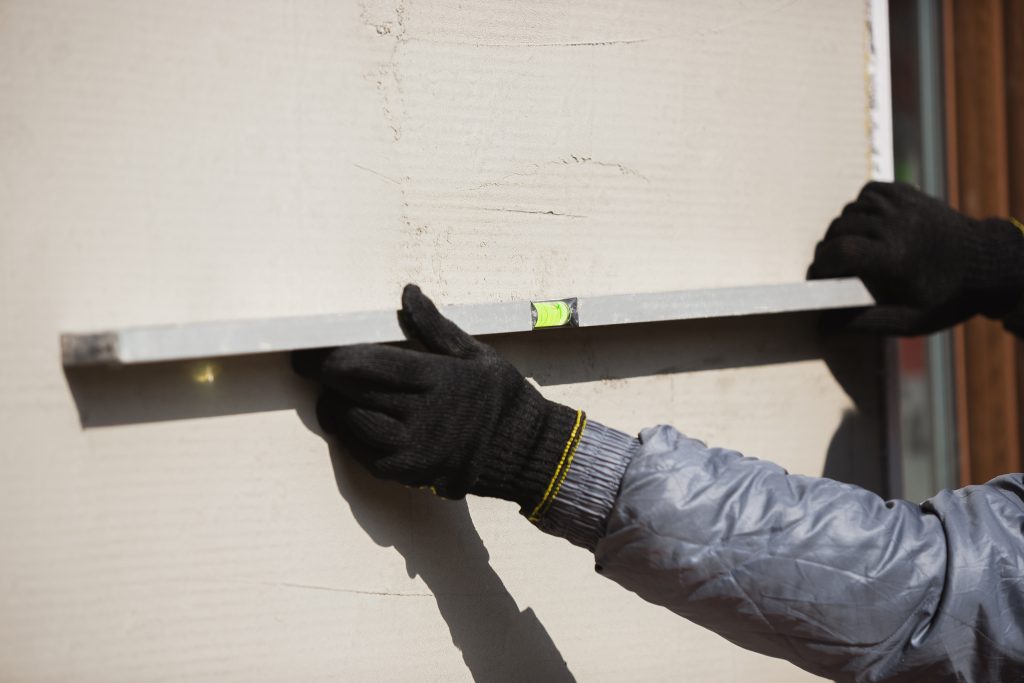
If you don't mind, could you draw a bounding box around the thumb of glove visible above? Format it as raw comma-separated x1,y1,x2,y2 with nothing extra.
820,305,938,336
400,284,484,359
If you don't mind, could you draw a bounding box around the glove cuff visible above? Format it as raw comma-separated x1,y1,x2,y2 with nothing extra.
470,396,586,517
1005,305,1024,338
966,218,1024,318
1003,218,1024,336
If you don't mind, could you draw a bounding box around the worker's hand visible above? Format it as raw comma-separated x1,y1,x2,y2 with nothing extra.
293,285,583,514
808,181,1024,335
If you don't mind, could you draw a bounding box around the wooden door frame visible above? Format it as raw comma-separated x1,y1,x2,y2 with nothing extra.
943,0,1024,484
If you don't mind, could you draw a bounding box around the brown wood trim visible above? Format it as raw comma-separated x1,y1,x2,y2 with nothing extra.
952,326,971,485
951,0,1010,217
1006,0,1024,458
961,320,1021,481
1006,0,1024,220
943,0,959,210
943,0,971,486
945,0,1022,484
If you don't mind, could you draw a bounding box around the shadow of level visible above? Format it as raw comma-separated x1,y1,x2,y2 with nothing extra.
64,309,890,495
67,310,828,428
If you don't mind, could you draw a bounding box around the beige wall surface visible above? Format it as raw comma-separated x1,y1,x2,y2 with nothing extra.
1,1,880,680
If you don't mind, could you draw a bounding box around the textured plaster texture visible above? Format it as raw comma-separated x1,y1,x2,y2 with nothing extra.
1,1,876,679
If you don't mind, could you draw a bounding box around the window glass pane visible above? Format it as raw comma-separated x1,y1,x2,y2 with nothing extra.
889,0,958,500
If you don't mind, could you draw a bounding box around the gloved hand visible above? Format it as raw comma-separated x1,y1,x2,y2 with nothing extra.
808,181,1024,335
292,285,585,519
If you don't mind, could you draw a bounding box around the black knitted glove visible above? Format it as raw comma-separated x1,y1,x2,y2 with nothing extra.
808,181,1024,335
292,285,585,518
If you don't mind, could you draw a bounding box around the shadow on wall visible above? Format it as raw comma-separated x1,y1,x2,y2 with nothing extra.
64,353,296,427
62,308,889,679
819,331,889,497
294,405,577,682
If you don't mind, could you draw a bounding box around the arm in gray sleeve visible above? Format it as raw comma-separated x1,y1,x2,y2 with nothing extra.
534,421,1024,682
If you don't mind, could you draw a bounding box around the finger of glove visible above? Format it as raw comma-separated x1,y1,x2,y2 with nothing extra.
314,393,403,478
400,283,483,359
327,379,413,418
857,180,921,217
820,305,931,336
840,198,881,218
808,235,890,280
341,406,408,452
293,344,427,390
861,180,923,202
857,180,896,199
368,454,435,487
317,393,408,449
825,213,883,241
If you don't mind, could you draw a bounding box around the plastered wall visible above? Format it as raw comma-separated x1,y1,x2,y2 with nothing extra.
1,1,882,680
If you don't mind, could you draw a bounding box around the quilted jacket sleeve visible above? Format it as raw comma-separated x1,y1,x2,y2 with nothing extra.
534,421,1024,683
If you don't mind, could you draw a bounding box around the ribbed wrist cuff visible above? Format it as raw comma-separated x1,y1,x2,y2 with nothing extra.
1001,218,1024,337
969,219,1024,318
534,420,640,551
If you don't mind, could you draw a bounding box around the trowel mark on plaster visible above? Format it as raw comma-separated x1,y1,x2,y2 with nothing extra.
353,163,404,185
477,207,587,219
699,0,802,36
360,0,443,292
457,164,543,193
269,581,433,598
361,0,408,141
560,155,650,183
399,222,455,299
360,0,447,295
376,56,404,142
458,156,649,193
359,0,398,36
168,577,434,598
403,36,654,49
358,0,644,293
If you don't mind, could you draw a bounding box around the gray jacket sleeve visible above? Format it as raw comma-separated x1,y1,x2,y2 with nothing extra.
534,420,1024,682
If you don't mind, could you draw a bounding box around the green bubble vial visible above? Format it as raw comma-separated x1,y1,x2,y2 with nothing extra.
531,299,576,329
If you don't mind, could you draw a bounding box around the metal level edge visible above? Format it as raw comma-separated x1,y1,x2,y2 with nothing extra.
60,278,874,367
